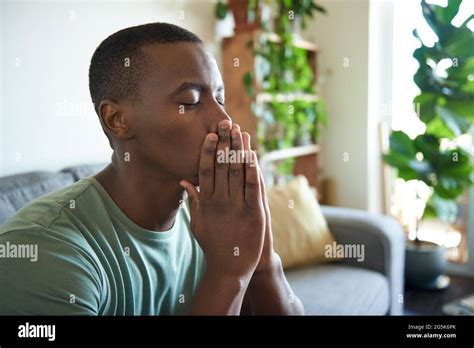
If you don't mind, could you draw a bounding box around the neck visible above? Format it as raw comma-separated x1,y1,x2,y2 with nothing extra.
94,154,186,232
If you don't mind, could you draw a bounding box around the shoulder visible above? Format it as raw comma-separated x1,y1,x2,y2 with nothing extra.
0,178,106,314
0,219,104,314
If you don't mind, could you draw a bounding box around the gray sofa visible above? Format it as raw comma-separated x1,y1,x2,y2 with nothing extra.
0,164,405,315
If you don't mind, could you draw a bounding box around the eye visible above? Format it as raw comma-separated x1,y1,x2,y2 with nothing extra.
180,101,201,108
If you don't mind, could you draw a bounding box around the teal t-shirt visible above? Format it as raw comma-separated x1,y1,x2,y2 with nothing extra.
0,177,205,315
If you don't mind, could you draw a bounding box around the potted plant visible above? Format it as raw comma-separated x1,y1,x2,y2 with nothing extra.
277,0,327,36
383,0,474,289
215,0,261,33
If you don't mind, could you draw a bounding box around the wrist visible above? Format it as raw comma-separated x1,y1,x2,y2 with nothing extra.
247,254,285,294
253,252,283,277
204,266,251,291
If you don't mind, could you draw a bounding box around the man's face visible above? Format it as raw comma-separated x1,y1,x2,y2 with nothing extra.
125,42,230,185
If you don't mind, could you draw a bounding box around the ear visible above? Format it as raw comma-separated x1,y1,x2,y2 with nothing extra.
98,100,134,141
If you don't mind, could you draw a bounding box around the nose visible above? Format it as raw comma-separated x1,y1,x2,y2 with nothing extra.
206,102,232,134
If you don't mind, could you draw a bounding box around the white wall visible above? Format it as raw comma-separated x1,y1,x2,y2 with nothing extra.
305,0,370,210
367,0,394,214
0,0,216,176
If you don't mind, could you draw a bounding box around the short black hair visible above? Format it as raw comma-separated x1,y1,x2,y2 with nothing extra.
89,22,202,117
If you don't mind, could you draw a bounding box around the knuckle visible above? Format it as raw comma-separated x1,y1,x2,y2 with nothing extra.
230,167,241,176
231,140,241,150
246,182,258,190
203,146,215,154
219,135,230,142
199,167,213,176
215,161,227,169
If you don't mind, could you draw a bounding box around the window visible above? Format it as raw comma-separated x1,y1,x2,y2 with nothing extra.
390,0,474,265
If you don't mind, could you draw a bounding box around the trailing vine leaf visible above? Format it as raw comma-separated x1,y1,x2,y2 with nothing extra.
215,1,228,20
242,71,254,96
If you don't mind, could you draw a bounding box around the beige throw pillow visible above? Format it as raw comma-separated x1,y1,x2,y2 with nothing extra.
268,175,337,269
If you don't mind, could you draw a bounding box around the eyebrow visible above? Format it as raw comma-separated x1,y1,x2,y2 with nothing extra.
173,82,224,95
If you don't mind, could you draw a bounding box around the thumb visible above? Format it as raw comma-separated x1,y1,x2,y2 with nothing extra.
179,179,200,213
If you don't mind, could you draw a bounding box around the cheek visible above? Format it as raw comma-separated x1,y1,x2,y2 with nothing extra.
134,105,206,177
163,124,206,174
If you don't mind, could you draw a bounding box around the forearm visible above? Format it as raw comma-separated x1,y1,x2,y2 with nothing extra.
189,270,249,315
246,256,305,315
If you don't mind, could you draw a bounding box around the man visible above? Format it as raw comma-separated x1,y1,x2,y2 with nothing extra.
0,22,303,315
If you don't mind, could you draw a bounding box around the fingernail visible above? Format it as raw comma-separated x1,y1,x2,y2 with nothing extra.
220,121,229,129
208,133,218,141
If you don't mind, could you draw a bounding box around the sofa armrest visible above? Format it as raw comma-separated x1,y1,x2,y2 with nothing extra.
321,205,406,315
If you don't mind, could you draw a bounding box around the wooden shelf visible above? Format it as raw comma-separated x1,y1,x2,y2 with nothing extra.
262,32,319,52
256,93,319,103
260,144,320,165
222,30,323,198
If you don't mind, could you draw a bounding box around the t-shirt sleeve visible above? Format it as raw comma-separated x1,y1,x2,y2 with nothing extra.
0,227,104,315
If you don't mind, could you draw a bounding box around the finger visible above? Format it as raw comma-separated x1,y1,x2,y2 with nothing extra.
229,124,244,201
245,150,262,209
180,179,200,224
214,119,231,198
257,163,270,212
180,180,201,234
242,132,251,162
257,163,271,228
199,133,218,200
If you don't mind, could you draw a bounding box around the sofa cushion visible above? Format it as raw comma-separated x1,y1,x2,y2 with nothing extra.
268,175,338,269
286,264,390,315
0,171,57,192
0,195,17,224
0,172,75,224
61,163,108,181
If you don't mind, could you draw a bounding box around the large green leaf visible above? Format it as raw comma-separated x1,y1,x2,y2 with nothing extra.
438,149,474,183
434,0,462,26
414,93,438,123
461,80,474,94
443,26,474,57
443,99,474,121
408,159,432,177
382,153,410,169
414,133,440,163
447,57,474,81
426,115,456,139
397,166,419,181
435,176,465,199
386,0,474,225
425,193,458,224
436,105,472,137
389,130,416,157
421,1,443,40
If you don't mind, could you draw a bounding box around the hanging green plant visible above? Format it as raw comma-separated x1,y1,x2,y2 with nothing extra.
215,0,328,175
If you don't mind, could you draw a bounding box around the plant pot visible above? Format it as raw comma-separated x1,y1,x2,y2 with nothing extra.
405,240,450,289
228,0,260,33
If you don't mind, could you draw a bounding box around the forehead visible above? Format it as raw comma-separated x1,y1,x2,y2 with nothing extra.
141,42,223,92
